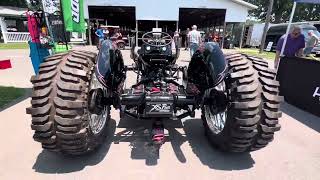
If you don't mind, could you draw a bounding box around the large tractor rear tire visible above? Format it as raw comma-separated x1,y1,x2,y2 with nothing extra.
27,51,111,155
202,53,282,152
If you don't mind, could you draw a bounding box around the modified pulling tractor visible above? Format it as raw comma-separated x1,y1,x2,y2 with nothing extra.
27,30,282,155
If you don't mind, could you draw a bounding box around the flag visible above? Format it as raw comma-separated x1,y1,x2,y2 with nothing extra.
61,0,86,32
294,0,320,4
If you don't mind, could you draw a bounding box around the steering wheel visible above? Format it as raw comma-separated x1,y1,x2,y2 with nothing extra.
142,32,173,47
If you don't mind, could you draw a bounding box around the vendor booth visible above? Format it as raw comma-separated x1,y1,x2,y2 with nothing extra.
277,57,320,116
277,0,320,116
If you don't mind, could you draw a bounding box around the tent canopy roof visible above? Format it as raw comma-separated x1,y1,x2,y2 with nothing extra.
0,6,27,17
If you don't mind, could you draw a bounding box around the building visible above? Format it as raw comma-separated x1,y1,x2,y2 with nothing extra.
85,0,257,46
0,6,30,43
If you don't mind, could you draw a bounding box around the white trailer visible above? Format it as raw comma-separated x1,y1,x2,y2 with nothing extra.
244,23,270,47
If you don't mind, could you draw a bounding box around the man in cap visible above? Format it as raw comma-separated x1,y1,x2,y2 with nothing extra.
274,25,305,69
304,30,319,56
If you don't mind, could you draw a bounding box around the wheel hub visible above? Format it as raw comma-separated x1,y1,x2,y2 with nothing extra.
204,82,228,134
88,73,109,135
88,88,104,115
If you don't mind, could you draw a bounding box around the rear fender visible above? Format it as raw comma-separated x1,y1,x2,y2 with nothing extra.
95,40,125,91
187,42,228,92
204,42,228,86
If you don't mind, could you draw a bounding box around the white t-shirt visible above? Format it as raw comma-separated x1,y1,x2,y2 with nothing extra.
188,30,201,44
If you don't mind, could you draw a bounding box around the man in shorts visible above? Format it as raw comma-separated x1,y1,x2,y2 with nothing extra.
188,25,202,58
304,30,319,56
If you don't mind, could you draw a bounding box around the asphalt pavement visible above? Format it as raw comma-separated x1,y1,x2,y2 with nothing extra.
0,47,319,180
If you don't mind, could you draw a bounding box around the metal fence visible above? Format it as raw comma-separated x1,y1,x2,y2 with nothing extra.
2,32,31,43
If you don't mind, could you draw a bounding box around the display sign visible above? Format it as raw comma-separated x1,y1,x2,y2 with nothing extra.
277,57,320,116
47,14,70,42
42,0,60,14
265,42,274,51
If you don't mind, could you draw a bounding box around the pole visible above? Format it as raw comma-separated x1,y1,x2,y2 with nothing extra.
275,2,297,79
59,0,69,51
136,20,138,46
280,2,297,56
87,19,92,45
176,21,179,31
0,17,8,43
221,21,227,49
259,0,274,53
239,23,245,49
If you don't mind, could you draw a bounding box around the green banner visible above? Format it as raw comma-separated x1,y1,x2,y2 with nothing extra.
61,0,86,32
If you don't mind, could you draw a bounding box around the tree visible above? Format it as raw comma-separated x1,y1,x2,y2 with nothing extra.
245,0,320,23
260,0,274,53
0,0,28,8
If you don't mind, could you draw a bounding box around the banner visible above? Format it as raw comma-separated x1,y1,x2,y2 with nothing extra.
47,14,70,42
61,0,86,32
42,0,60,14
294,0,320,4
277,57,320,117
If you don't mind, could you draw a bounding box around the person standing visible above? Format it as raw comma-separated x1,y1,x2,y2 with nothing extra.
274,25,305,69
110,28,121,41
174,31,180,46
188,25,202,58
184,28,190,50
304,30,319,56
95,24,105,45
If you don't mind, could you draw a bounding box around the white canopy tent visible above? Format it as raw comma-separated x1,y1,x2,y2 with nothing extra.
276,0,320,76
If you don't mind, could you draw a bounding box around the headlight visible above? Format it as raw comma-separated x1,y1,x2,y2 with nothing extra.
162,47,167,51
146,46,151,51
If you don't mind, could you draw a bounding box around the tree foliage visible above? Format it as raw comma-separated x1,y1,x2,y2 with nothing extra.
245,0,320,23
0,0,28,8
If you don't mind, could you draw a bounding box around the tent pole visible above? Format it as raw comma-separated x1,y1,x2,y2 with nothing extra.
280,2,297,56
276,2,297,79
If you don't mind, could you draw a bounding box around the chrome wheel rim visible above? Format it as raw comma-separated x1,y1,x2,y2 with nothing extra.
88,72,108,135
89,107,109,135
204,82,227,134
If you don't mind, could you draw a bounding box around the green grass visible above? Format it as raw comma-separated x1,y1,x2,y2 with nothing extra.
237,48,276,61
0,86,26,109
0,43,29,50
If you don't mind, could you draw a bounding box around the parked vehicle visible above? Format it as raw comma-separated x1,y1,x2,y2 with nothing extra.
26,30,282,155
265,23,320,54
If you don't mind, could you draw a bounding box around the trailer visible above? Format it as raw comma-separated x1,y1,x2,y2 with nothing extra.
242,23,266,47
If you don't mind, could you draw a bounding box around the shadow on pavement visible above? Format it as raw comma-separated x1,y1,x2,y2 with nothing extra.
0,88,31,112
183,119,255,170
115,115,187,166
281,102,320,133
115,116,161,166
115,115,254,169
32,119,117,174
33,114,255,172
